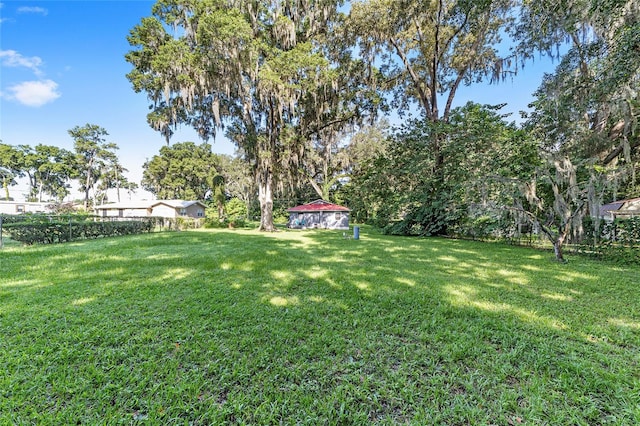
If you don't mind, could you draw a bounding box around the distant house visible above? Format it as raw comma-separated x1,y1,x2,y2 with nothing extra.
287,199,350,230
0,200,55,215
600,197,640,221
95,200,206,219
94,201,150,218
150,200,206,219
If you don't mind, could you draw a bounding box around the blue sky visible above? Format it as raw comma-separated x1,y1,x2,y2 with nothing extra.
1,0,556,202
1,0,236,201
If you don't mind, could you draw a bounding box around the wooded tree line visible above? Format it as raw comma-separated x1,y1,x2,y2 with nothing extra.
0,124,138,209
124,0,638,260
2,0,637,261
0,133,251,216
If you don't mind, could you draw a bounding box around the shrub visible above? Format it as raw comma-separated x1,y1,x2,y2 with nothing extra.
580,216,640,264
383,200,459,236
4,219,154,245
227,217,246,228
204,218,227,229
175,217,203,230
226,198,247,219
204,217,247,229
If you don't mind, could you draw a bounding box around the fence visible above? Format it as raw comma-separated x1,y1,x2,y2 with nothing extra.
450,214,640,264
0,214,204,247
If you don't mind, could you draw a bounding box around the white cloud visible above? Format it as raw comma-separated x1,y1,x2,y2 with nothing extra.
17,6,48,16
5,79,61,107
0,4,9,24
0,49,60,106
0,49,43,76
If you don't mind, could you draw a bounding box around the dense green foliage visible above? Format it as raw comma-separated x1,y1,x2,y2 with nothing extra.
346,103,529,234
126,0,376,231
505,0,640,260
1,230,638,423
1,125,136,207
3,216,154,245
0,143,75,202
142,142,224,200
582,217,640,263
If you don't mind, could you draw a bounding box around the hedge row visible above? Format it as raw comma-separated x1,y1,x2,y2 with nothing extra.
580,216,640,263
3,220,154,245
446,213,639,264
0,213,94,225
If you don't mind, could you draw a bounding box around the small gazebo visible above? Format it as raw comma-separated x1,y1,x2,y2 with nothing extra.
287,200,350,230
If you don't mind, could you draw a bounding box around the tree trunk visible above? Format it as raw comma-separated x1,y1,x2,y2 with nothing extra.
84,187,91,210
258,170,276,232
552,239,565,262
38,182,44,203
308,176,324,200
552,231,568,262
85,157,95,210
2,177,9,200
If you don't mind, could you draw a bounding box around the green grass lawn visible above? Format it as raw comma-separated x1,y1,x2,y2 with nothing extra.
1,228,638,425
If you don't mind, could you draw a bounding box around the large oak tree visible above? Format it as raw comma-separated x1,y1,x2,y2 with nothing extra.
509,0,640,261
349,0,515,123
126,0,370,231
142,141,223,200
347,0,516,231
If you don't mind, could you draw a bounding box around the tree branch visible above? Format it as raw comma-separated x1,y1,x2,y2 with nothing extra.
602,139,640,166
430,0,444,121
388,36,432,115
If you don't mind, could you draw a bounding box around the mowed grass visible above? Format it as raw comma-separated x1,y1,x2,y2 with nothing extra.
1,228,638,425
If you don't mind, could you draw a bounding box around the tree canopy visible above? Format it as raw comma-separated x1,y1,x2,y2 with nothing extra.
69,124,121,209
126,0,376,230
142,141,223,201
349,0,515,122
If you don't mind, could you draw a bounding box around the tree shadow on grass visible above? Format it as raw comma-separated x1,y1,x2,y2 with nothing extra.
1,229,639,424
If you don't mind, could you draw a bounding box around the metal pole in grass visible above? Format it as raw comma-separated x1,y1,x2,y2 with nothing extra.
69,216,72,242
0,215,3,249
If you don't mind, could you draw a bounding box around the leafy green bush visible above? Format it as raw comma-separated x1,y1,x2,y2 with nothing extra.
204,217,246,229
175,217,203,230
204,218,226,229
272,206,290,225
227,217,246,228
226,198,247,219
1,213,49,225
1,213,95,225
453,214,501,240
581,216,640,264
4,219,154,245
383,199,460,236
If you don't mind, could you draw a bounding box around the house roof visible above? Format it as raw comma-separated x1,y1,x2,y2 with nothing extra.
94,201,154,210
287,199,350,213
600,201,625,216
600,197,640,217
151,200,206,209
95,200,205,210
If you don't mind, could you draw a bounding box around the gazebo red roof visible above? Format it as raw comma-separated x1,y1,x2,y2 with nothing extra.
287,199,350,213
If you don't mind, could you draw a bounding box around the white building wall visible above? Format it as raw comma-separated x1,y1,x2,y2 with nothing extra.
0,201,53,215
151,204,177,218
625,200,640,214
